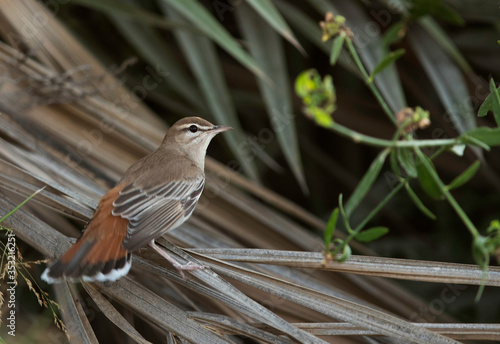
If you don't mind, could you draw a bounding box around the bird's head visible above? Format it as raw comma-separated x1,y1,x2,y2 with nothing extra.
163,116,232,166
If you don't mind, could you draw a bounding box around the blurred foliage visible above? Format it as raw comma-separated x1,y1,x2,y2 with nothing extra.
295,69,335,127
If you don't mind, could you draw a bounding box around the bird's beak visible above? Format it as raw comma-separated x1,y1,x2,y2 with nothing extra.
211,125,233,133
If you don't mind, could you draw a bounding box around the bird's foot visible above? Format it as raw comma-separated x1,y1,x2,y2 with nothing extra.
149,240,207,279
173,262,207,279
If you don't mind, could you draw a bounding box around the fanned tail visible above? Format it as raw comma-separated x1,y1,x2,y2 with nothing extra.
42,186,131,284
41,234,131,284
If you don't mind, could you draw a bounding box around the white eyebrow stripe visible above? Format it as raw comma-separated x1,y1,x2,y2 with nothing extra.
179,124,213,131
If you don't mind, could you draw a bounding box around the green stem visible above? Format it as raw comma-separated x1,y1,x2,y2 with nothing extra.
328,121,457,148
430,145,449,160
332,180,405,256
355,181,405,231
345,37,396,125
415,148,479,238
0,186,46,223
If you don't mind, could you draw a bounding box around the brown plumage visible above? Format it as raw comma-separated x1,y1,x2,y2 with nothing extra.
42,117,232,283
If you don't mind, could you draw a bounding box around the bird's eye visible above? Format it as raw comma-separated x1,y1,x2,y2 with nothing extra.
189,125,198,133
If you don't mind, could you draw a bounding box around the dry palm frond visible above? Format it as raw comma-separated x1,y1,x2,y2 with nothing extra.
0,1,498,343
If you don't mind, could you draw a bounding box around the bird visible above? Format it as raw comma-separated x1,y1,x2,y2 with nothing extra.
41,116,232,283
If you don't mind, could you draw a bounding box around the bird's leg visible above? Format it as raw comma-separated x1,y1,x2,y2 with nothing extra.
148,240,206,279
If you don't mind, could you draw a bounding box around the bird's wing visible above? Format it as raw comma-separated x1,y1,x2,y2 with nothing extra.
112,178,205,251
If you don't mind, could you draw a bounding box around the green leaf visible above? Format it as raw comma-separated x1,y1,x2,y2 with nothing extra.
330,33,345,66
237,5,307,192
245,0,304,54
416,153,443,200
369,49,405,83
333,239,351,263
324,208,339,250
404,182,436,220
464,127,500,147
390,149,401,177
461,134,490,151
382,21,406,48
447,160,480,190
159,0,267,81
355,227,389,243
478,80,500,118
338,244,351,262
397,148,417,178
345,149,390,217
164,6,259,180
489,78,500,126
487,220,500,234
479,91,495,118
295,70,336,127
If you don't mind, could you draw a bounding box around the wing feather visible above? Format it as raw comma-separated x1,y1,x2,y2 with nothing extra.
113,189,147,206
112,178,204,251
113,196,150,216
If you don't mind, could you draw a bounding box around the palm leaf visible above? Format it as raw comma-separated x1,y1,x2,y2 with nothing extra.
162,5,259,180
236,3,307,191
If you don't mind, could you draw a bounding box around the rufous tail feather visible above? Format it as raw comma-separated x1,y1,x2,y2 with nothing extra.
41,234,131,283
42,186,131,284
